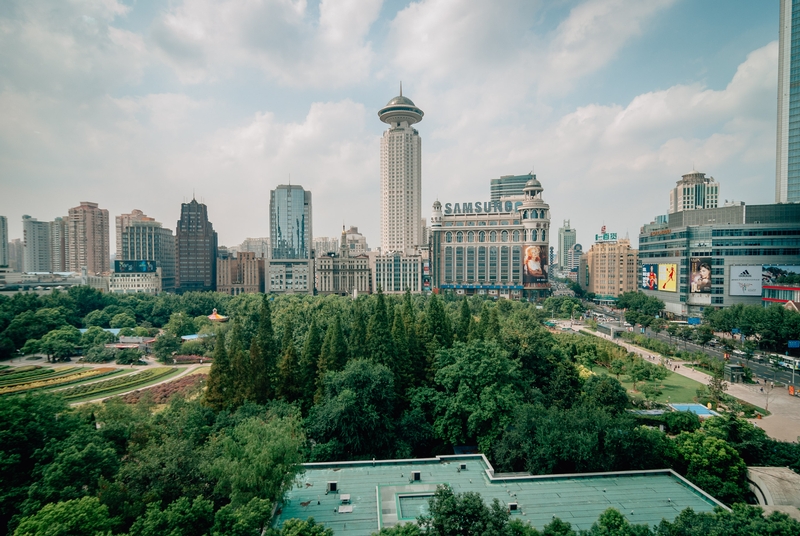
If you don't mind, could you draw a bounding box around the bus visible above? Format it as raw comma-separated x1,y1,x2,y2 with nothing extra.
779,356,800,371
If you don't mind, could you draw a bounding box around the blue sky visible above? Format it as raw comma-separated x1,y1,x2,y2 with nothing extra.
0,0,781,251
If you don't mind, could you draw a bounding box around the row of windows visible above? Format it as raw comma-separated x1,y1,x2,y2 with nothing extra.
442,246,522,284
444,229,546,243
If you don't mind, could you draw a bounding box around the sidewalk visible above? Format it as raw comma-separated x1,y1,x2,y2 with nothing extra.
576,324,800,443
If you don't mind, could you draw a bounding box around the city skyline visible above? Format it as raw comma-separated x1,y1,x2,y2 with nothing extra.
0,1,783,250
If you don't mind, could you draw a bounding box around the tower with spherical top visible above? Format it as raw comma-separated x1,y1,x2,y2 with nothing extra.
519,176,551,297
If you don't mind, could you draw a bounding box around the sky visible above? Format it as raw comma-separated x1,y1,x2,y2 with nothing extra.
0,0,781,252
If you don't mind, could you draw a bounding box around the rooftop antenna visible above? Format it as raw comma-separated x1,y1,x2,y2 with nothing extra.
400,81,403,96
288,173,291,186
192,189,195,200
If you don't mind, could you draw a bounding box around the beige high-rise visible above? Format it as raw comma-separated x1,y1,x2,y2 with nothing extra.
67,202,110,274
378,87,424,255
579,238,638,299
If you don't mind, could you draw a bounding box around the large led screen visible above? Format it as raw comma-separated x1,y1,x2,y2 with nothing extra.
657,264,677,292
641,264,658,291
522,245,548,284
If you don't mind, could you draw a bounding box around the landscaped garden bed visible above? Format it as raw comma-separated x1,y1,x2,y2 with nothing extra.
59,367,179,401
0,367,119,395
120,373,206,404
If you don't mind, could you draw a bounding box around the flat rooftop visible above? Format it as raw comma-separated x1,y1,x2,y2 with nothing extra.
273,455,724,535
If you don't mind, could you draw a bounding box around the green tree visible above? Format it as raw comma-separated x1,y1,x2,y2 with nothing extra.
204,413,305,507
299,317,323,410
432,341,526,452
455,298,473,342
484,306,500,341
13,497,112,536
277,319,302,403
109,312,137,329
39,326,82,362
307,359,396,460
426,293,453,353
128,496,214,536
272,517,334,536
211,497,273,536
251,295,279,404
418,485,510,536
366,288,393,366
228,322,251,408
164,312,197,337
673,431,748,504
204,331,232,411
582,375,629,413
153,332,182,364
83,309,111,328
80,326,116,348
349,299,368,360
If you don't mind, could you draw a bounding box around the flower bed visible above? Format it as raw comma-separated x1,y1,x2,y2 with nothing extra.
59,367,177,401
0,368,117,395
121,374,207,404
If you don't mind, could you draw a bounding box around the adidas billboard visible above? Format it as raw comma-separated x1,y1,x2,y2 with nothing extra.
729,265,762,296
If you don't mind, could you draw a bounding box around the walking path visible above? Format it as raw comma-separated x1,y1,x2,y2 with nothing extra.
568,323,800,443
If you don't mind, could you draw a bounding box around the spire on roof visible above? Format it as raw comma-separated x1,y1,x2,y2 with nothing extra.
400,81,403,97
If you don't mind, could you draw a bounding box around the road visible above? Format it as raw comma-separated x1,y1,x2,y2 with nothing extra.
561,320,800,443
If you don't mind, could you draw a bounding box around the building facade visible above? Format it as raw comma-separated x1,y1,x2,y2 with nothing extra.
313,237,339,257
316,232,371,295
639,203,800,316
217,251,264,295
7,239,23,272
22,215,52,272
268,185,313,294
668,171,720,214
120,219,176,292
429,177,551,299
344,226,368,255
379,88,424,255
175,198,218,292
776,0,800,203
0,216,7,268
557,220,577,269
66,202,110,274
578,234,638,302
109,267,162,295
490,173,534,201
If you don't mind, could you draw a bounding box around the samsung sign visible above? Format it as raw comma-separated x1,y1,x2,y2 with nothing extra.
444,201,521,215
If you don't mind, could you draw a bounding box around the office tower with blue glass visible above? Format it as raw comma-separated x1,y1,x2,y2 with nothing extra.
777,0,800,203
268,184,313,294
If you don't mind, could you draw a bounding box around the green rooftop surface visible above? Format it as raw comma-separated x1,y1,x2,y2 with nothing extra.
273,455,724,535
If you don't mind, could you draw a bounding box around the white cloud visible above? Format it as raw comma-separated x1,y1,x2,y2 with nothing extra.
151,0,383,87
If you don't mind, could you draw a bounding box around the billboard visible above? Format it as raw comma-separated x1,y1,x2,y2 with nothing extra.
690,257,712,294
729,265,762,296
522,245,548,284
762,265,800,285
657,264,676,292
641,264,658,291
115,260,157,273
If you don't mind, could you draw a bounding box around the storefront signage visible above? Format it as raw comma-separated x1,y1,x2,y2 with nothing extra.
443,200,521,215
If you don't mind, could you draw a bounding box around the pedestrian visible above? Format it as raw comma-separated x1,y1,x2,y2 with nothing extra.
760,387,763,393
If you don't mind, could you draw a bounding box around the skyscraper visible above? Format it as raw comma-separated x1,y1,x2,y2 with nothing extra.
557,220,576,269
175,198,218,292
268,185,313,294
120,216,176,292
490,173,535,201
668,171,719,214
379,86,424,254
66,202,110,274
50,217,67,272
0,216,7,267
116,209,149,260
22,215,52,272
777,0,800,203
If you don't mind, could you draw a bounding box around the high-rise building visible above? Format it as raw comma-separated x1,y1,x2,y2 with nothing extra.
22,215,52,272
0,216,7,267
217,251,264,295
175,198,218,292
270,185,312,260
668,171,720,214
239,237,270,259
66,202,110,274
490,173,535,201
120,217,176,292
379,87,424,254
313,237,339,257
578,234,638,302
268,185,313,294
50,217,68,272
8,238,23,272
343,226,368,255
777,0,800,203
116,209,150,260
557,220,577,269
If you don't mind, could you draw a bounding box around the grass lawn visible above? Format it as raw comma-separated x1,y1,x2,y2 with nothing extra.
189,365,211,375
591,365,704,404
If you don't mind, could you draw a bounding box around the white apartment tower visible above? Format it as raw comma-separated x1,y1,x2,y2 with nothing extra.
379,86,424,255
668,171,719,214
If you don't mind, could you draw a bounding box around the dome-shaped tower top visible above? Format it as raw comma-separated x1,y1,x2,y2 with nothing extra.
378,83,424,126
523,176,543,200
432,200,442,210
